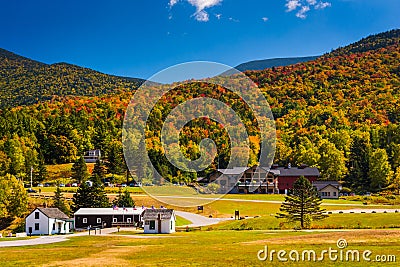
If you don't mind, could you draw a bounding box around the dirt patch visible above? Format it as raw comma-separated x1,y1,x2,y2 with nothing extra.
43,246,155,267
241,229,400,245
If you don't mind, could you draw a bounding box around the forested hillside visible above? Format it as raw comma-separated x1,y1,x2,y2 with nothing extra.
0,49,142,107
0,29,399,194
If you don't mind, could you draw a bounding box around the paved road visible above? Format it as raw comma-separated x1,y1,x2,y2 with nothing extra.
0,235,68,247
175,211,233,227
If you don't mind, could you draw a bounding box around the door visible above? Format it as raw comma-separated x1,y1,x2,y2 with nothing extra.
158,214,162,234
58,223,62,233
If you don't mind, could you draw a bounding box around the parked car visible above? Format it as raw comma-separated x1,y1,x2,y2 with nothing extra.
71,183,78,187
44,183,51,187
65,183,71,187
27,188,37,193
59,183,65,187
121,183,127,187
37,183,44,187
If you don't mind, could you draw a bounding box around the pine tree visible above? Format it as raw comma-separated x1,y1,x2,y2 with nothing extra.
71,156,88,183
276,176,328,229
34,152,47,183
91,159,107,185
72,182,110,212
53,186,69,216
113,188,135,207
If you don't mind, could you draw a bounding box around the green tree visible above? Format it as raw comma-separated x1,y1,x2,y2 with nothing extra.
113,188,135,207
346,132,371,193
369,148,393,192
34,152,47,183
106,140,125,175
71,156,88,183
276,176,328,229
91,159,107,184
53,186,70,216
0,174,28,218
72,182,110,212
318,140,347,181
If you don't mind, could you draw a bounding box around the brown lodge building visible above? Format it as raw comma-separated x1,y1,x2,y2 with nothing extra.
207,164,321,195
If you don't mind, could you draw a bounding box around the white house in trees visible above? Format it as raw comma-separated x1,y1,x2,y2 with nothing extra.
142,209,176,234
25,208,72,235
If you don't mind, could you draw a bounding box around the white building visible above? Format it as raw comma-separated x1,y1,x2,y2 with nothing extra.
25,208,71,235
142,209,176,234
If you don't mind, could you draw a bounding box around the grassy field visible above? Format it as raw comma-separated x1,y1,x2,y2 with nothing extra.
0,229,399,266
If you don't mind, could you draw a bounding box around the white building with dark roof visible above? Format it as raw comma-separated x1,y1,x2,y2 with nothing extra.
142,209,176,234
25,208,72,235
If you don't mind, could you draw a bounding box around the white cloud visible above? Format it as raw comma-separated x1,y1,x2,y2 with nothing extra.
215,13,222,20
285,0,331,18
194,10,209,21
169,0,222,22
296,5,310,19
169,0,179,7
286,0,301,12
262,17,269,22
315,1,331,9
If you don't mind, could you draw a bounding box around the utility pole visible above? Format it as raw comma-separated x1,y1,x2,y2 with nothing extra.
30,166,33,188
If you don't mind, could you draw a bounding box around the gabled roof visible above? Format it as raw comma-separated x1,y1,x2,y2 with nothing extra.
312,181,340,191
142,209,175,220
275,166,320,177
37,208,69,219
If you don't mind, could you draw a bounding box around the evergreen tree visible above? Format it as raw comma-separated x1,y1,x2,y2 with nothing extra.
113,188,135,207
106,140,125,175
276,176,328,229
71,156,88,183
53,186,69,216
72,182,110,212
346,132,371,193
34,152,47,183
91,159,107,184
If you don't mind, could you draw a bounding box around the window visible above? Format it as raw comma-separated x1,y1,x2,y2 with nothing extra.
113,218,117,223
35,223,39,231
35,212,39,219
171,221,173,230
97,218,101,224
53,223,55,231
327,192,331,196
127,218,131,223
149,220,155,230
333,192,337,196
83,218,87,224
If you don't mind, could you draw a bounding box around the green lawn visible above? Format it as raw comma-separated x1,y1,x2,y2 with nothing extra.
213,213,400,230
176,215,192,226
0,230,399,266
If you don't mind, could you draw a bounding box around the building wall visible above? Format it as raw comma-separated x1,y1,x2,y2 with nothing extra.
319,186,339,199
25,210,50,235
143,218,175,234
74,214,141,229
278,176,318,193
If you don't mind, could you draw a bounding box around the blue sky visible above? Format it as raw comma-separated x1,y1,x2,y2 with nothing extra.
0,0,399,79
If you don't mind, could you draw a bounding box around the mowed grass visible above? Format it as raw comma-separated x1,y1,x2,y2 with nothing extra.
1,230,399,266
214,213,400,230
176,215,192,226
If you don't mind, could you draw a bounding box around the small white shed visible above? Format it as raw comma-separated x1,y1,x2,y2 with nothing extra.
25,208,71,235
142,209,176,234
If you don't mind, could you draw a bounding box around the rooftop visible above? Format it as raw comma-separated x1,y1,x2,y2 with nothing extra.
74,207,145,216
37,208,69,219
142,209,175,220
